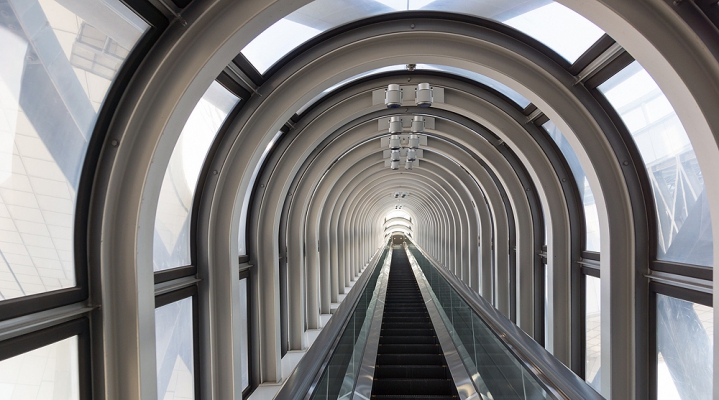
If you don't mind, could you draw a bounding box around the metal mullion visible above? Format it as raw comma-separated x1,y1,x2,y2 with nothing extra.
154,265,197,284
239,269,255,399
651,260,712,281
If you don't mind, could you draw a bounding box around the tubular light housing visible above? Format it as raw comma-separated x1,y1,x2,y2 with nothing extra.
385,84,402,108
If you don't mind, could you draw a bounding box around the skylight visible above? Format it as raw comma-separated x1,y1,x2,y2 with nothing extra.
503,2,604,62
241,18,321,74
240,1,607,76
375,0,436,10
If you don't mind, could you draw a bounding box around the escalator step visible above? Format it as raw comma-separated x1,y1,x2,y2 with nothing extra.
380,328,435,336
377,343,440,354
372,378,455,395
376,353,445,365
371,248,457,398
374,365,450,379
379,336,437,344
381,322,434,330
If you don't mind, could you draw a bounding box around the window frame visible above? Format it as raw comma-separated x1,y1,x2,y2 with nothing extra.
239,267,256,399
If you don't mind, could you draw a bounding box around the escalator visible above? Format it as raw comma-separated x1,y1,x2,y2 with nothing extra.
372,247,458,398
276,238,604,400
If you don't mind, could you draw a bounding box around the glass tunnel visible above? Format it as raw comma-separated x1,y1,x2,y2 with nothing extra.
0,0,717,399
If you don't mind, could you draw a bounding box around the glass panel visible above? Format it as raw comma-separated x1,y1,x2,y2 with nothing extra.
503,2,604,62
407,244,550,399
241,0,605,74
239,278,250,391
310,248,387,399
599,62,713,267
156,296,195,400
0,0,148,300
0,335,79,399
153,82,238,271
543,121,600,251
238,131,283,255
585,275,601,392
656,294,713,399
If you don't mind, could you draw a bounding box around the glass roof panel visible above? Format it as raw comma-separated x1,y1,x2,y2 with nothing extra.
241,1,605,74
238,131,284,255
599,62,713,266
153,82,239,271
241,19,322,74
503,2,604,62
543,121,600,251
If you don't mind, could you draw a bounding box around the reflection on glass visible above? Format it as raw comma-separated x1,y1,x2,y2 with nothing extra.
585,275,601,392
656,294,713,399
153,82,238,271
0,0,148,300
543,121,600,251
156,297,195,400
238,131,283,255
599,62,713,267
0,336,79,399
503,2,604,62
241,0,605,75
239,278,250,391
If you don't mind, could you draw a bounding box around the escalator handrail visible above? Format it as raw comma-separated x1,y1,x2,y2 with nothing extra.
408,240,604,400
274,241,390,400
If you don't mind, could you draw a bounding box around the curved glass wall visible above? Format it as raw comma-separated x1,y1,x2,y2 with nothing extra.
238,130,283,255
598,62,713,267
502,2,604,62
153,82,238,271
241,0,605,74
0,0,147,300
543,121,600,251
